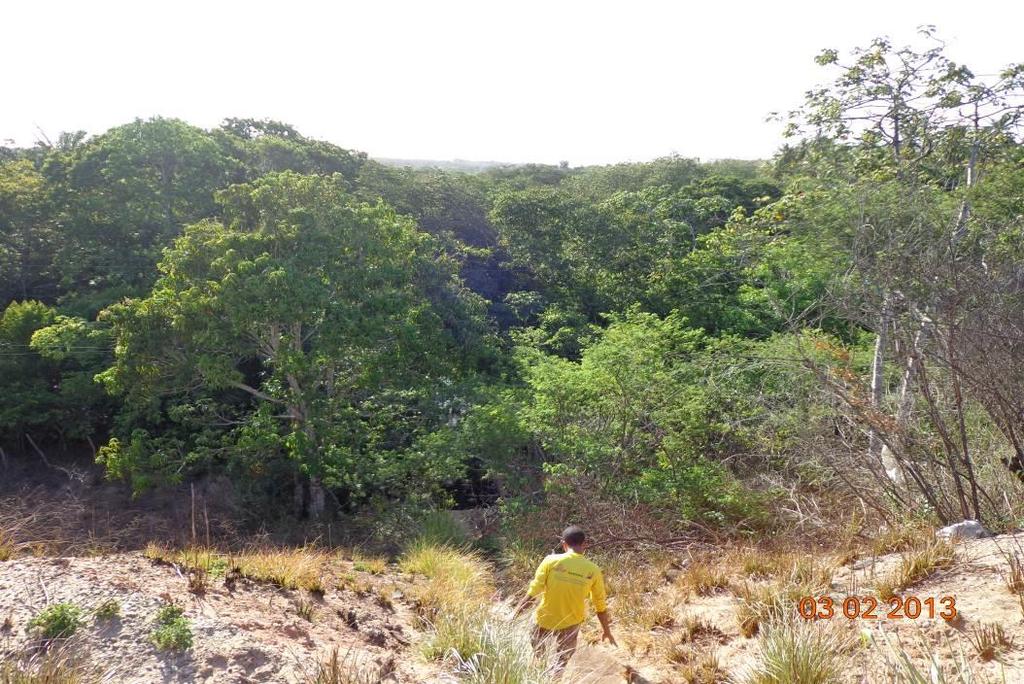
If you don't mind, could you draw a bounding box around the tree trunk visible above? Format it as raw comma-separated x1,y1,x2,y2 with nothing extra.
869,297,893,462
880,316,931,482
308,477,326,518
293,474,327,519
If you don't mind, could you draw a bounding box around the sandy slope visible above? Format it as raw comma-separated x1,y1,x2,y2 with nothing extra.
5,533,1024,683
0,553,443,683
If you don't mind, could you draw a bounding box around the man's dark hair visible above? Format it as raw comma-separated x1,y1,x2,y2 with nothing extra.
561,525,586,547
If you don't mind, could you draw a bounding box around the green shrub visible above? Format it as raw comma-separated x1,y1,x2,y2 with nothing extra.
150,604,193,651
28,603,83,639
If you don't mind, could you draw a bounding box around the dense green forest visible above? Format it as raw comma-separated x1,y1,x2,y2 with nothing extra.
3,32,1024,537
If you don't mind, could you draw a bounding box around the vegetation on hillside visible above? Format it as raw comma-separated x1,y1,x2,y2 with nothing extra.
2,30,1024,548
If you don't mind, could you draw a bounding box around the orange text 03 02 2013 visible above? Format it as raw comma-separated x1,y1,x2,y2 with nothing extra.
797,595,957,621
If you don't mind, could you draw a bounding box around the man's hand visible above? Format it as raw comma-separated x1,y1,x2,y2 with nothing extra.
597,610,616,646
513,595,535,618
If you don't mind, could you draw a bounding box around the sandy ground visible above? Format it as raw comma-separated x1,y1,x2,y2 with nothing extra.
5,532,1024,682
0,553,443,683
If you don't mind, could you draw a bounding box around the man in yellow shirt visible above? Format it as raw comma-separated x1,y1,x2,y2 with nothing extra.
520,525,615,669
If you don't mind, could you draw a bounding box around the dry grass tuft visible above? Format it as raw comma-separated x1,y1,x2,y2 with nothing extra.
296,598,316,622
679,615,726,643
996,545,1024,594
875,537,955,601
0,530,16,562
666,644,725,683
967,622,1014,662
733,551,782,579
0,639,113,683
733,559,832,639
351,552,389,575
144,543,328,592
680,562,731,596
786,557,835,588
233,548,328,592
734,582,791,638
304,647,393,684
870,521,933,556
373,586,394,611
615,589,677,635
871,627,979,682
660,615,728,679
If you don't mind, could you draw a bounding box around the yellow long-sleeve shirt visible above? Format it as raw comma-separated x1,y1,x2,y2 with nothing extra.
527,549,607,630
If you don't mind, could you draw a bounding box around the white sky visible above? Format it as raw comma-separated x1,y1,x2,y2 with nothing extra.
3,0,1022,166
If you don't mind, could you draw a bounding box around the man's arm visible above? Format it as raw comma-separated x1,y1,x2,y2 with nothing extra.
597,610,616,646
515,556,551,617
591,570,616,645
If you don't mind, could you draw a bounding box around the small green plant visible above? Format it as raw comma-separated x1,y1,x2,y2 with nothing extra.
28,603,83,639
150,603,193,651
94,598,121,621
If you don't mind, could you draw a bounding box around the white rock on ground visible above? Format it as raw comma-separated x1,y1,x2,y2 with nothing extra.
936,519,992,540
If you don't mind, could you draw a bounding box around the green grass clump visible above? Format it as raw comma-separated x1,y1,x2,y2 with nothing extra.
740,618,852,684
401,539,553,682
28,603,83,639
150,604,193,651
440,610,556,684
417,510,469,547
400,541,492,618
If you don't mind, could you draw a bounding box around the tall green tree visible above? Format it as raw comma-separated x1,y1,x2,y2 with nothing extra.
98,172,489,516
0,160,57,305
48,118,233,313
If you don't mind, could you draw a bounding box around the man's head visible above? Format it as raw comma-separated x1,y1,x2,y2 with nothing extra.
560,525,587,551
